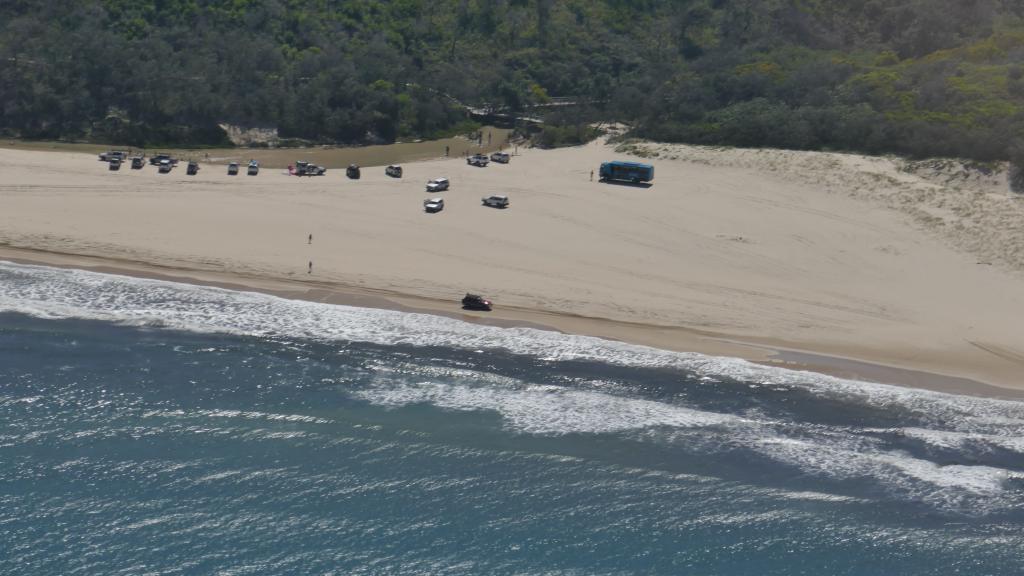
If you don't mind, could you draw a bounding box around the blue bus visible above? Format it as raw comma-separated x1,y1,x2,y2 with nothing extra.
599,160,654,183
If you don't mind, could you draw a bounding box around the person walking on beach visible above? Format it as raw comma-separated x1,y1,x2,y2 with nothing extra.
590,169,594,181
487,131,492,144
445,145,449,157
308,233,313,245
308,261,313,274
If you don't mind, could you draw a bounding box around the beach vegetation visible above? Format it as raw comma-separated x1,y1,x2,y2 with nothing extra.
0,0,1022,162
534,123,603,149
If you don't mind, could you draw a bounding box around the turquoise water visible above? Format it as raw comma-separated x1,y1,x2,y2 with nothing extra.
2,262,1023,574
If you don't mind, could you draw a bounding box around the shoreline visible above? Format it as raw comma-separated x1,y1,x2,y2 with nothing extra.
4,244,1021,400
2,140,1022,400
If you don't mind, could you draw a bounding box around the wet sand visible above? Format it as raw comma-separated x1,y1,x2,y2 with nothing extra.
4,245,1020,400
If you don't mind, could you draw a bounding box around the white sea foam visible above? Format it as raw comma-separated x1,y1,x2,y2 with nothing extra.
3,261,1024,437
754,432,1020,513
140,408,333,425
2,261,1021,426
777,490,863,503
763,435,1009,493
353,381,743,435
4,261,1024,512
195,469,247,483
0,395,44,406
893,427,1024,455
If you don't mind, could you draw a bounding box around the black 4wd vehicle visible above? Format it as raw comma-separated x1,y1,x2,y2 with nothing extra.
461,294,492,311
149,153,178,166
481,195,509,208
99,150,128,162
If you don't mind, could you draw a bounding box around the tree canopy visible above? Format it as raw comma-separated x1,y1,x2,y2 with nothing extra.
1,0,1022,160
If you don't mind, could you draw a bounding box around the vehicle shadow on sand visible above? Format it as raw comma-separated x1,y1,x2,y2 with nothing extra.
599,180,654,189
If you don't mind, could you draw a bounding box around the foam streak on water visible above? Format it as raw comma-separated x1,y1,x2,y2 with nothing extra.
2,261,1024,574
2,261,1021,412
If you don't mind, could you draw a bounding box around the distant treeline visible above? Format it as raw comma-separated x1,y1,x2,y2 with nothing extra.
1,0,1023,162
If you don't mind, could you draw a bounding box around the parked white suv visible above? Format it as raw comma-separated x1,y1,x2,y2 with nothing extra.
426,177,450,192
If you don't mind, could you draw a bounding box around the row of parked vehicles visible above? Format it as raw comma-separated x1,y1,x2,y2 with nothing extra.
104,149,511,179
467,151,510,167
227,160,260,176
101,150,147,171
101,150,264,176
101,151,515,216
104,154,409,182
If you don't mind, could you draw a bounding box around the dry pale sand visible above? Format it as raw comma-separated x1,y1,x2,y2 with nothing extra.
1,140,1023,394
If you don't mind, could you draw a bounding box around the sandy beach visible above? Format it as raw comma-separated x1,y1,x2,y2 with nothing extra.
1,140,1023,395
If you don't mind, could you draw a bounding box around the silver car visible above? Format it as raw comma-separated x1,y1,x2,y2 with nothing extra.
424,198,445,213
426,177,449,192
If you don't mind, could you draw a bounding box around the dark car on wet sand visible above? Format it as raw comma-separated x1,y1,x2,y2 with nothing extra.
461,293,492,311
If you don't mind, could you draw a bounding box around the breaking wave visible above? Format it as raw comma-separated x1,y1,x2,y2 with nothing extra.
3,260,1024,515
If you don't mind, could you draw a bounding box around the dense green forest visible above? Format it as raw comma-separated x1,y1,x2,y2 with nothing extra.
1,0,1023,163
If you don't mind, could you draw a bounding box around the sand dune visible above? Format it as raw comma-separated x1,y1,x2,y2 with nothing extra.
618,141,1024,272
1,140,1022,393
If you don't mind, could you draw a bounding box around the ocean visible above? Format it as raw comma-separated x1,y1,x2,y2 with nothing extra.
1,261,1022,575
